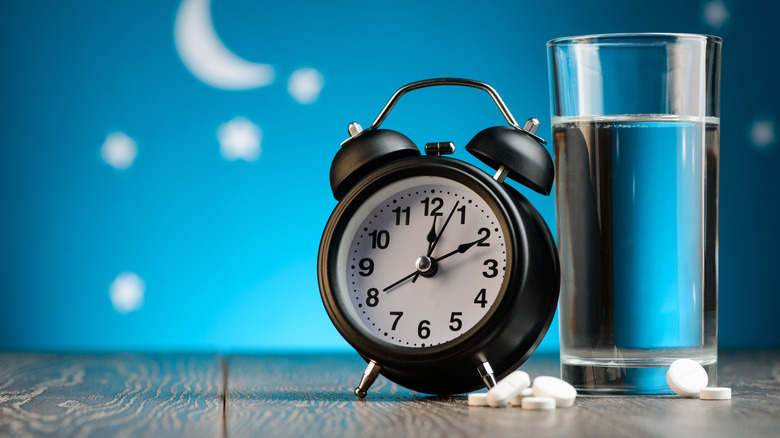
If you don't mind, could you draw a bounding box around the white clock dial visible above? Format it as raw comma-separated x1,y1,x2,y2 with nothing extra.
337,176,508,348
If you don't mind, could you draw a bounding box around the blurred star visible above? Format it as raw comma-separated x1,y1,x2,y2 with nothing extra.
109,272,145,313
288,68,324,105
217,117,261,161
703,0,730,29
101,132,137,170
749,117,776,150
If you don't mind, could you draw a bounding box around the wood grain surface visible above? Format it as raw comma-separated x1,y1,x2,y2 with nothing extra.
1,351,779,437
0,353,224,437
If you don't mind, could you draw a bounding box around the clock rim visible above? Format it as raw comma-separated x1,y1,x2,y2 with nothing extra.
318,157,523,367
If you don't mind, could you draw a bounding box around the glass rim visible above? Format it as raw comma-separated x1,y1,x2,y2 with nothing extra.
547,32,722,47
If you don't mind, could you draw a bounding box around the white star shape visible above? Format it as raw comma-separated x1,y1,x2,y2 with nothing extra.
217,116,262,161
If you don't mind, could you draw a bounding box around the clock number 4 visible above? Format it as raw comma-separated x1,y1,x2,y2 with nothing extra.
474,288,488,308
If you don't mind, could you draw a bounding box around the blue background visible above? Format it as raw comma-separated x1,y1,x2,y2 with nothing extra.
1,0,778,353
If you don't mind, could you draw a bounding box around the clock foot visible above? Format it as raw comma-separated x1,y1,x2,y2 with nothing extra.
354,360,382,398
477,361,497,389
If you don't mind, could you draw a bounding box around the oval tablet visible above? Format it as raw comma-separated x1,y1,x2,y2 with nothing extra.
700,387,731,400
666,359,708,398
521,396,556,411
468,393,490,406
510,387,534,406
486,371,530,407
532,376,577,408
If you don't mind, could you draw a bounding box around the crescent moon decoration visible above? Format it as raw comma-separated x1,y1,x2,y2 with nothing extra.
174,0,275,90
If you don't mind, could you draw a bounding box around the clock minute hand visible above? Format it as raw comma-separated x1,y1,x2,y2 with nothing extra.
412,200,461,284
427,200,460,257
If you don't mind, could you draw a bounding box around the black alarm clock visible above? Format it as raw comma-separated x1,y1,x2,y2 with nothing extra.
317,78,560,397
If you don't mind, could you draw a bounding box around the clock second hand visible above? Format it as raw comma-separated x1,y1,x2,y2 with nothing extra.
383,233,486,293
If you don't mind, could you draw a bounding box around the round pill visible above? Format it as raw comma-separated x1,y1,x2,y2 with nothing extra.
486,371,530,407
468,393,490,406
532,376,577,408
700,387,731,400
666,359,709,397
521,396,556,411
510,387,534,406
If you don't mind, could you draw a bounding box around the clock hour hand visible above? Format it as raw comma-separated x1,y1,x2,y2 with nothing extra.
432,234,487,264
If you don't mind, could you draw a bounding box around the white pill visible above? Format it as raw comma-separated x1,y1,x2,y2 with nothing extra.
486,371,530,407
666,359,709,397
532,376,577,408
521,396,556,411
510,387,534,406
468,393,490,406
700,387,731,400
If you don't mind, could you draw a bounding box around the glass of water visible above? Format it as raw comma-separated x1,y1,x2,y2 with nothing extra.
547,33,722,394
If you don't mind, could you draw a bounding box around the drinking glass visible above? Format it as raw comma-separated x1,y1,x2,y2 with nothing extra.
548,33,721,394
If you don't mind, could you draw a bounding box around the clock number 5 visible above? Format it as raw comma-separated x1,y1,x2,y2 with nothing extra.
449,312,463,331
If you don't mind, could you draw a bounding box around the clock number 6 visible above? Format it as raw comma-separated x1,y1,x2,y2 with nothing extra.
418,320,431,339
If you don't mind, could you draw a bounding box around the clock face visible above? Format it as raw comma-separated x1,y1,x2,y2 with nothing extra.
335,175,509,348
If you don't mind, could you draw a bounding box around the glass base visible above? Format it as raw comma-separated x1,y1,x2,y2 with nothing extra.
561,359,717,396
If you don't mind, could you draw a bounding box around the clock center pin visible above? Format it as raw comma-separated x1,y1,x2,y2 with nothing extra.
415,255,438,278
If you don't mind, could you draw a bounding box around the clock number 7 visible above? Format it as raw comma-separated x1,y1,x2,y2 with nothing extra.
389,311,403,330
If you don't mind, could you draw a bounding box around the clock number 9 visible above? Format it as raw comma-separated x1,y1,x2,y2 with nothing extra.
418,320,431,339
366,288,379,307
358,258,374,276
483,259,498,278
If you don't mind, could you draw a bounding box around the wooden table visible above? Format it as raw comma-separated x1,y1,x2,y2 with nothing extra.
1,351,778,437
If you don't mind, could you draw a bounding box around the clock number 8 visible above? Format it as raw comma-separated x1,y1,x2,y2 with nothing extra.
366,288,379,307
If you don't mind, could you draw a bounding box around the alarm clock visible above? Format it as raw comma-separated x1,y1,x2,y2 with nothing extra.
317,78,560,397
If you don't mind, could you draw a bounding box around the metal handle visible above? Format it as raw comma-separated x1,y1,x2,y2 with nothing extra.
368,78,522,131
